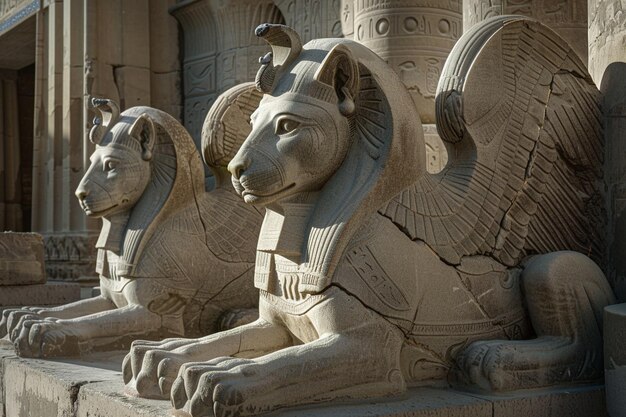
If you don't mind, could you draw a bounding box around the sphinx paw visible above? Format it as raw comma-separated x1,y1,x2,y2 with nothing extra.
452,341,519,391
13,320,79,358
172,358,261,417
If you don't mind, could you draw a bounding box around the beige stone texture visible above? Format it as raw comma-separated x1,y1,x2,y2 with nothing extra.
588,0,626,87
0,345,609,417
0,281,80,307
125,20,613,416
0,232,45,286
3,350,121,417
463,0,588,64
423,124,448,174
353,0,462,124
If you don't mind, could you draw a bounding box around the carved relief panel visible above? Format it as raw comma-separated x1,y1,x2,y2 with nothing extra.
274,0,344,42
463,0,588,63
173,0,284,147
354,0,462,124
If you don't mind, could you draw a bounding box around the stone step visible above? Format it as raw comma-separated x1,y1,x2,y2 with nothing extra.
0,346,607,417
0,281,81,307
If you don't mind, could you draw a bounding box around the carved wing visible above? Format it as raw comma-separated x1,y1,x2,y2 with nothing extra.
201,188,262,264
380,16,605,267
200,82,265,264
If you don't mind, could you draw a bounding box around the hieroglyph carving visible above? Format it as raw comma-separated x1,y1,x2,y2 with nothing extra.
0,90,265,358
125,18,615,416
353,0,462,123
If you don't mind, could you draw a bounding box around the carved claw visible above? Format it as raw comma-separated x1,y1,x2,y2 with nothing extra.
172,358,260,417
124,338,199,399
12,319,79,358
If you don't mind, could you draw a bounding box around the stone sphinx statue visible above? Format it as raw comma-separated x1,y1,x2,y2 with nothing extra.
124,17,616,416
0,85,265,358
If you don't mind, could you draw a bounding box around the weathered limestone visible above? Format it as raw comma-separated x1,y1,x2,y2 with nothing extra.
0,345,608,417
463,0,588,64
0,348,609,416
0,232,80,308
0,281,80,308
0,232,44,285
123,19,614,416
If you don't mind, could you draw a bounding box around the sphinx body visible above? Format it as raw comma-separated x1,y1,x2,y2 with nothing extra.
0,92,263,358
125,18,616,416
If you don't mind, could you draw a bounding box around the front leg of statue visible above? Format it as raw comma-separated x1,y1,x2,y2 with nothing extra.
0,296,116,339
172,290,406,417
11,303,161,358
124,317,294,400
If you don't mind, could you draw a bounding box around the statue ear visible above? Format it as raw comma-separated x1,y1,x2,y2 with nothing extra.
129,114,155,161
314,44,359,116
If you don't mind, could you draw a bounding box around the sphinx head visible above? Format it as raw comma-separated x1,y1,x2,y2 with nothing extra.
75,99,155,218
228,25,359,206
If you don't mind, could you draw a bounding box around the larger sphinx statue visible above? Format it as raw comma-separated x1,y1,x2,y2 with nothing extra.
125,17,616,416
0,85,265,358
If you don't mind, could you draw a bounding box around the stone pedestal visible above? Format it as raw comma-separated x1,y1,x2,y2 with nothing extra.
0,344,608,417
0,232,44,285
353,0,462,124
604,303,626,417
463,0,588,64
0,232,79,308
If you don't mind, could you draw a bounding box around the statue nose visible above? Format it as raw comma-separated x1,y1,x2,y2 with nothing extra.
228,154,250,180
75,184,89,200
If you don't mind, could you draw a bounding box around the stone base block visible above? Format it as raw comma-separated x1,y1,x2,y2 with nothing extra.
0,232,45,286
0,281,81,307
0,346,608,417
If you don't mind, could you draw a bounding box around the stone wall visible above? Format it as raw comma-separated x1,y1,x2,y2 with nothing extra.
29,0,182,282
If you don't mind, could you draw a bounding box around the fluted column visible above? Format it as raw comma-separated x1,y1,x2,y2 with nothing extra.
352,0,459,173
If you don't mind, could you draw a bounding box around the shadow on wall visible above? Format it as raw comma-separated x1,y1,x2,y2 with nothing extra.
603,61,626,303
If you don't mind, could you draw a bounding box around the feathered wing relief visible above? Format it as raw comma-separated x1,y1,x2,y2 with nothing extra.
380,16,605,267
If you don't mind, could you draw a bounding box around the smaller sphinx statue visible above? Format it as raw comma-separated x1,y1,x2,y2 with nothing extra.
0,85,264,359
123,18,617,417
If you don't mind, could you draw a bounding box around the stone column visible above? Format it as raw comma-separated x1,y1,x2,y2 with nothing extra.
352,0,459,172
30,0,182,282
463,0,588,64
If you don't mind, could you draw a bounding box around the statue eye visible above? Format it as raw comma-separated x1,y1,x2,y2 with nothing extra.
103,160,118,172
276,118,300,135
